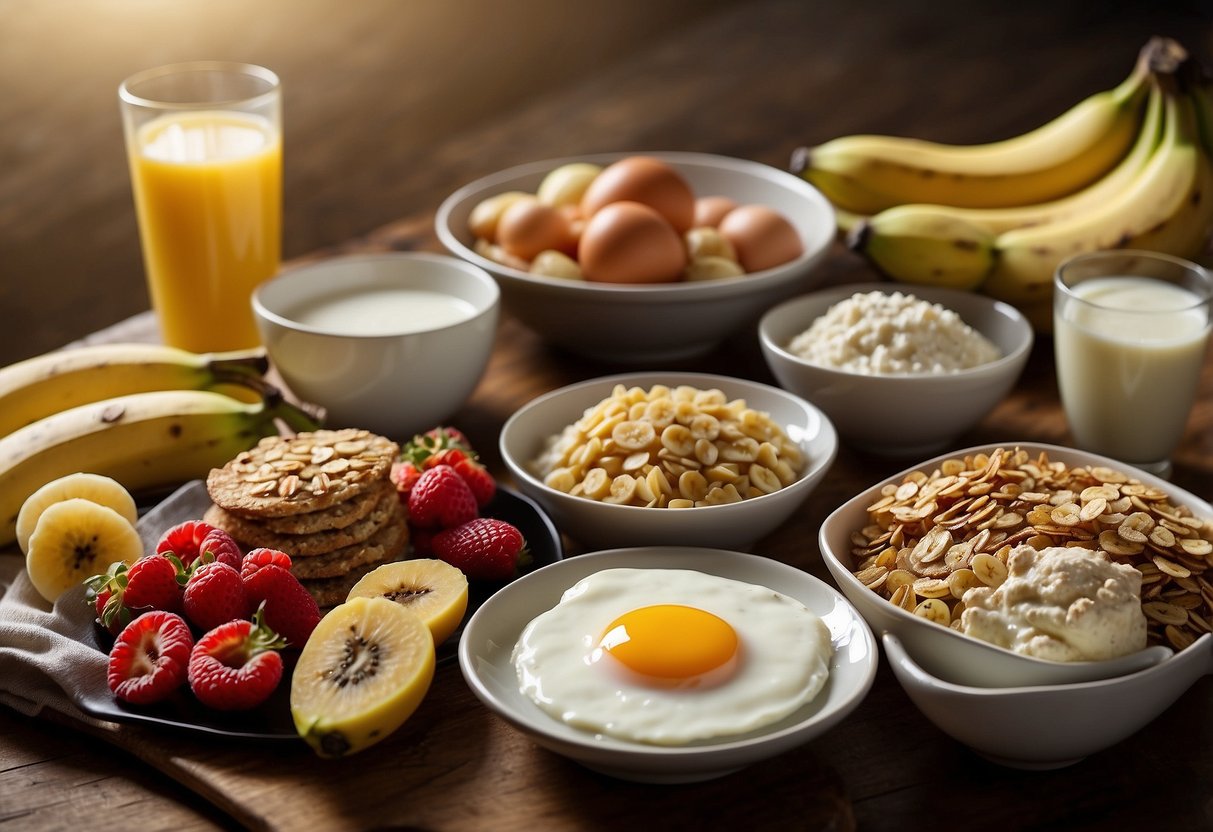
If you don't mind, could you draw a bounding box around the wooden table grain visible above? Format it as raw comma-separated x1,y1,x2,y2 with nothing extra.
3,1,1212,830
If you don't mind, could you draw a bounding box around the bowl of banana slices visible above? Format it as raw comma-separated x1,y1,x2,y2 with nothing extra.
791,36,1213,330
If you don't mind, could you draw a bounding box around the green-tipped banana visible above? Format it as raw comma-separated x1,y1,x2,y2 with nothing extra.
0,343,270,438
985,79,1212,305
792,38,1169,212
848,206,997,291
0,386,319,547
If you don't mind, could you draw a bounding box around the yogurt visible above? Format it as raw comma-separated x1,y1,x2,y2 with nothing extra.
1054,274,1211,467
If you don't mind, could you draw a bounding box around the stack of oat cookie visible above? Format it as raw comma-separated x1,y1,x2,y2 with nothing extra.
204,428,408,607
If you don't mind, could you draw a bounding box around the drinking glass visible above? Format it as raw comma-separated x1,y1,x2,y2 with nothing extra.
1053,250,1213,478
120,62,282,352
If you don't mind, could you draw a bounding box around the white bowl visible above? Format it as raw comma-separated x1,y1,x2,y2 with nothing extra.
252,252,499,442
883,631,1212,769
759,283,1033,456
819,441,1213,688
458,546,877,783
499,372,838,551
436,151,836,363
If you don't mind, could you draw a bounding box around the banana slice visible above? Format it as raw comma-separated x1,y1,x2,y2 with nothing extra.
16,472,138,555
25,498,143,604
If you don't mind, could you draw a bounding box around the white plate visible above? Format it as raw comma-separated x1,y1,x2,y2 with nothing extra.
458,546,876,783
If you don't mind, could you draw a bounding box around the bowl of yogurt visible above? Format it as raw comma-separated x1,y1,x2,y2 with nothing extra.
253,252,500,441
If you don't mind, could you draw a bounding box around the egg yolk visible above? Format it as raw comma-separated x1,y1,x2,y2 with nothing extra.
597,604,738,682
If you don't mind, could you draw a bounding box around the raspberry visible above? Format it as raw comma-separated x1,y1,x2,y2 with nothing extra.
187,610,285,711
107,611,193,704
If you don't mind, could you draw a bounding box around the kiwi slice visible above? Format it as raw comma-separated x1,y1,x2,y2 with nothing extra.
346,559,469,645
25,497,142,604
290,596,435,758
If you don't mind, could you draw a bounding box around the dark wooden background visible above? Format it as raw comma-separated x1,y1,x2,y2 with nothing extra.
2,0,1210,368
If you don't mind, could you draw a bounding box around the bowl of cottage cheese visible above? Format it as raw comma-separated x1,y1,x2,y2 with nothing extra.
758,283,1033,456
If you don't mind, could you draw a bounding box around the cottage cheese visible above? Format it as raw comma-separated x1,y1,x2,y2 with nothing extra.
960,545,1147,662
787,290,1001,374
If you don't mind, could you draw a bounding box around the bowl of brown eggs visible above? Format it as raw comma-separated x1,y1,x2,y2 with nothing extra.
435,152,836,363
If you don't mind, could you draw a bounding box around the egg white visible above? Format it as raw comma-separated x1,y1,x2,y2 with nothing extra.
511,567,832,746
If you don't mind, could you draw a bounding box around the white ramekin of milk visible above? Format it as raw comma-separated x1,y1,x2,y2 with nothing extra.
1053,250,1212,478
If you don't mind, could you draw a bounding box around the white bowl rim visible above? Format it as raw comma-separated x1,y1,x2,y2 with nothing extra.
457,545,879,758
434,150,836,300
252,251,501,340
821,440,1213,675
500,370,839,519
758,281,1034,383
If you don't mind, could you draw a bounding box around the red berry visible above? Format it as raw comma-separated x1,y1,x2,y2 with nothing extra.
107,611,193,704
432,517,528,581
425,447,468,470
198,527,242,570
451,456,496,507
241,547,293,580
157,520,219,568
407,466,478,529
390,460,424,502
183,562,249,632
243,564,321,648
187,611,285,711
86,555,184,634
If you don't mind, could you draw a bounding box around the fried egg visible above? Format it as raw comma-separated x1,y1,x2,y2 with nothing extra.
511,567,832,745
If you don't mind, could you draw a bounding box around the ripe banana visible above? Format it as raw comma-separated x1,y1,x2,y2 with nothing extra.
0,343,270,438
0,386,319,547
984,80,1213,305
847,207,996,291
848,78,1165,239
791,38,1169,212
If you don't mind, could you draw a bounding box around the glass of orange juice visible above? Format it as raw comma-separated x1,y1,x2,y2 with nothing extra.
120,62,282,352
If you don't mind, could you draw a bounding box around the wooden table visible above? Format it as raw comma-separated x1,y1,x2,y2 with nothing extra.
4,2,1212,829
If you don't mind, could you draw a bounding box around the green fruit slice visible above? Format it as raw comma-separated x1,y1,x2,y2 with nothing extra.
346,558,469,646
290,596,435,757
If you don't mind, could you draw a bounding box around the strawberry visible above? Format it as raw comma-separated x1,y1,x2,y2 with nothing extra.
187,609,285,711
198,527,243,570
183,561,249,632
425,447,469,470
390,460,424,502
450,455,496,507
86,555,184,634
431,517,529,581
243,564,321,648
241,547,293,580
157,520,220,569
107,611,193,704
407,465,478,529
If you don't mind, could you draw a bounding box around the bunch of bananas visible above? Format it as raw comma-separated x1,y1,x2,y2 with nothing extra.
791,37,1213,329
0,343,320,547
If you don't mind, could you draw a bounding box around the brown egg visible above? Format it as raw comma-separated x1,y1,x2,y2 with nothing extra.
578,201,687,284
718,205,804,272
497,197,575,260
693,195,739,228
580,156,696,233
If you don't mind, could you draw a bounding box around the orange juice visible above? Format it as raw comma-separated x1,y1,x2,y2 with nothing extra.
128,111,281,351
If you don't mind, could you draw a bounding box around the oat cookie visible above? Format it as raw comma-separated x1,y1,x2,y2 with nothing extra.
288,512,408,580
207,428,398,517
260,480,394,534
203,488,400,556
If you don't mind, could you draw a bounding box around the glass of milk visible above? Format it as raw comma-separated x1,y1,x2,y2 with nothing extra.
1054,250,1212,478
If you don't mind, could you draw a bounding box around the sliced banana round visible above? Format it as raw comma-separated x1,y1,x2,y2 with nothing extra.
16,472,138,556
25,498,143,604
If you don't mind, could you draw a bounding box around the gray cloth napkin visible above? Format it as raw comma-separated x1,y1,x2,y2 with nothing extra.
0,481,211,720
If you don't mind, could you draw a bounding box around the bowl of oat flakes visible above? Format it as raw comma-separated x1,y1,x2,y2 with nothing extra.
819,442,1213,688
758,283,1032,456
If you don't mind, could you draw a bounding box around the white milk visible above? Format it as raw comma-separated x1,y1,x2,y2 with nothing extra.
289,288,476,336
1054,275,1210,465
